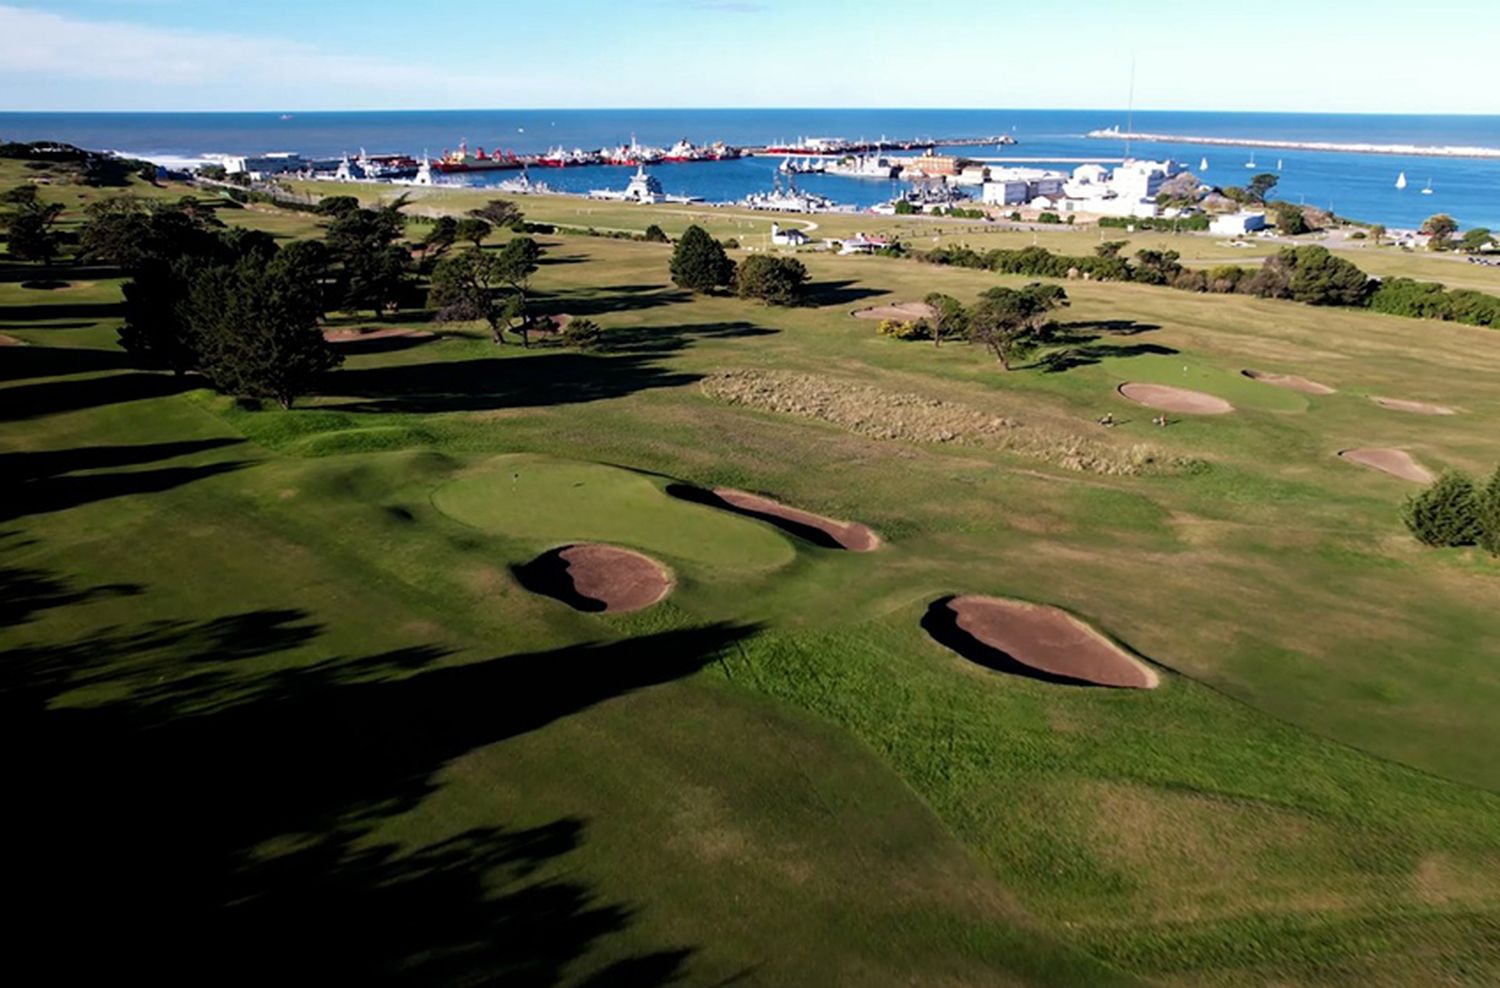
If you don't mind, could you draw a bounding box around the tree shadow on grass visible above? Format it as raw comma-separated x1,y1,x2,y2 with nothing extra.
921,596,1102,688
808,279,889,308
0,345,137,382
1054,319,1162,337
588,320,777,356
0,301,126,322
540,283,692,319
325,352,700,414
1030,341,1179,374
5,590,749,980
3,438,248,522
0,370,197,421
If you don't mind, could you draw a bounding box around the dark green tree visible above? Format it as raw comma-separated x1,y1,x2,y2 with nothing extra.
494,236,543,346
1095,240,1129,259
643,224,669,243
1460,228,1494,253
1131,248,1183,286
455,217,492,249
2,186,66,264
468,199,525,230
315,195,361,217
921,292,969,348
734,254,808,306
1402,471,1483,547
968,282,1069,370
1278,246,1370,306
1274,202,1310,235
325,204,409,315
429,248,510,344
187,255,341,409
1480,466,1500,556
1421,213,1458,247
561,317,604,350
1247,173,1279,203
420,215,458,262
669,224,734,293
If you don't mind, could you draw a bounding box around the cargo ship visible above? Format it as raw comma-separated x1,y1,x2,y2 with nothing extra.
662,139,744,163
535,146,603,167
431,140,523,173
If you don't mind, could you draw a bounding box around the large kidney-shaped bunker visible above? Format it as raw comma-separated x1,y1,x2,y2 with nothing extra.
516,543,672,613
925,595,1158,689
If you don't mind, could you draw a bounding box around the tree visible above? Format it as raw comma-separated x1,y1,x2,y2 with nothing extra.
429,248,510,343
1247,173,1279,203
1369,224,1387,246
1421,214,1458,247
1277,245,1370,306
669,224,734,293
967,282,1068,370
455,217,492,249
642,224,669,244
1095,240,1129,259
1460,227,1494,254
734,254,808,306
921,292,968,348
493,236,543,346
468,199,524,230
187,256,342,409
1480,466,1500,556
561,317,604,350
325,203,409,315
118,256,202,373
1273,202,1310,236
2,186,65,264
1402,471,1483,547
1131,248,1183,286
420,215,458,262
316,195,361,217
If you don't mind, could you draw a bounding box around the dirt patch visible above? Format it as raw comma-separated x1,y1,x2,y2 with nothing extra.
1241,369,1335,395
702,370,1194,476
1370,396,1456,416
851,301,937,322
0,333,25,346
669,485,879,551
923,595,1158,689
1118,382,1234,415
1338,448,1434,483
323,327,436,344
529,313,572,336
513,543,671,613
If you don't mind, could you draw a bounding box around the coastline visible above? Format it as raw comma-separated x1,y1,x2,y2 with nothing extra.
1086,130,1500,160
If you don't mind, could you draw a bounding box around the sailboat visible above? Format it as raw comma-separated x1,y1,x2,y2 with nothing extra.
1276,158,1283,171
1245,152,1257,169
1422,178,1434,196
1395,172,1408,190
1199,156,1209,172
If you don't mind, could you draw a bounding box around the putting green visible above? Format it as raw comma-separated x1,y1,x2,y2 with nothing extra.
432,454,795,571
1100,354,1309,413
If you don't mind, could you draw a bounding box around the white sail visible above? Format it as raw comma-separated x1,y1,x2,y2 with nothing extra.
1199,156,1209,171
1395,172,1407,189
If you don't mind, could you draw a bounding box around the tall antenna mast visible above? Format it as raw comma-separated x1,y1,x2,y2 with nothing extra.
1125,55,1136,161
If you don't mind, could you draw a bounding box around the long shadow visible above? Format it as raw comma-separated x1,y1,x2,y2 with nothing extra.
325,352,699,414
0,559,142,627
544,284,692,318
329,334,441,356
512,546,607,612
921,596,1100,688
809,280,888,308
3,460,249,521
1054,318,1161,337
666,483,841,550
1032,341,1179,374
0,370,196,421
592,320,777,356
0,263,124,283
0,320,101,332
0,301,126,322
0,345,136,382
3,438,243,481
5,603,747,980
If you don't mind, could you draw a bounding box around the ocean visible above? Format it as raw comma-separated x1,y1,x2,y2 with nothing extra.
3,108,1498,230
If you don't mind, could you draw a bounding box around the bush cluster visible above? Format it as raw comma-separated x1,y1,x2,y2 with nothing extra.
1403,468,1500,553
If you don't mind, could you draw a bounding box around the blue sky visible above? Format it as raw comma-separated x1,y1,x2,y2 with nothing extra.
2,0,1497,113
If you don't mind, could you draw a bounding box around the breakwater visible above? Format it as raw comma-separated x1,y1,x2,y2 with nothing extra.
1086,129,1500,160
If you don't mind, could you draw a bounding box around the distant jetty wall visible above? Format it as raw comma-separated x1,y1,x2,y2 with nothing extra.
1086,129,1500,160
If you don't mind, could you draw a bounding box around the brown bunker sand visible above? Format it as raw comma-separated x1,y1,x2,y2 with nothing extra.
0,333,24,346
532,544,673,613
1118,382,1234,415
1241,369,1335,395
1338,448,1435,484
944,596,1159,689
711,488,881,552
1370,396,1456,416
851,301,938,322
322,327,437,343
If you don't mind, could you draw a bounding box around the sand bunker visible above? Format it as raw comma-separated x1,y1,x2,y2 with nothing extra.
1338,448,1434,483
1118,383,1233,415
1370,396,1455,416
852,301,938,322
925,596,1158,689
323,327,436,344
1241,369,1335,395
0,333,24,346
670,486,880,552
515,543,671,613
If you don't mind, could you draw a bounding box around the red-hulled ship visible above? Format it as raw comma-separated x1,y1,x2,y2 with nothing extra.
431,140,524,173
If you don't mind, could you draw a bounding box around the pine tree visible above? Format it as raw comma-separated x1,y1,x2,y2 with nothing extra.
669,225,734,293
1402,471,1483,547
1478,466,1500,556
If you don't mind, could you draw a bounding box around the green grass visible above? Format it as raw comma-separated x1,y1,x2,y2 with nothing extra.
6,169,1500,984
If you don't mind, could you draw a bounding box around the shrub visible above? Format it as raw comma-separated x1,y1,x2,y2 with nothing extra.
1402,471,1484,547
1037,212,1061,224
735,254,808,306
1478,466,1500,555
642,224,669,243
561,317,604,350
876,318,927,340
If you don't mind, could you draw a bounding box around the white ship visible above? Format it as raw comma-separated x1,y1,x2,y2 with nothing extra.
494,168,554,195
826,154,901,179
589,164,666,203
739,172,846,213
